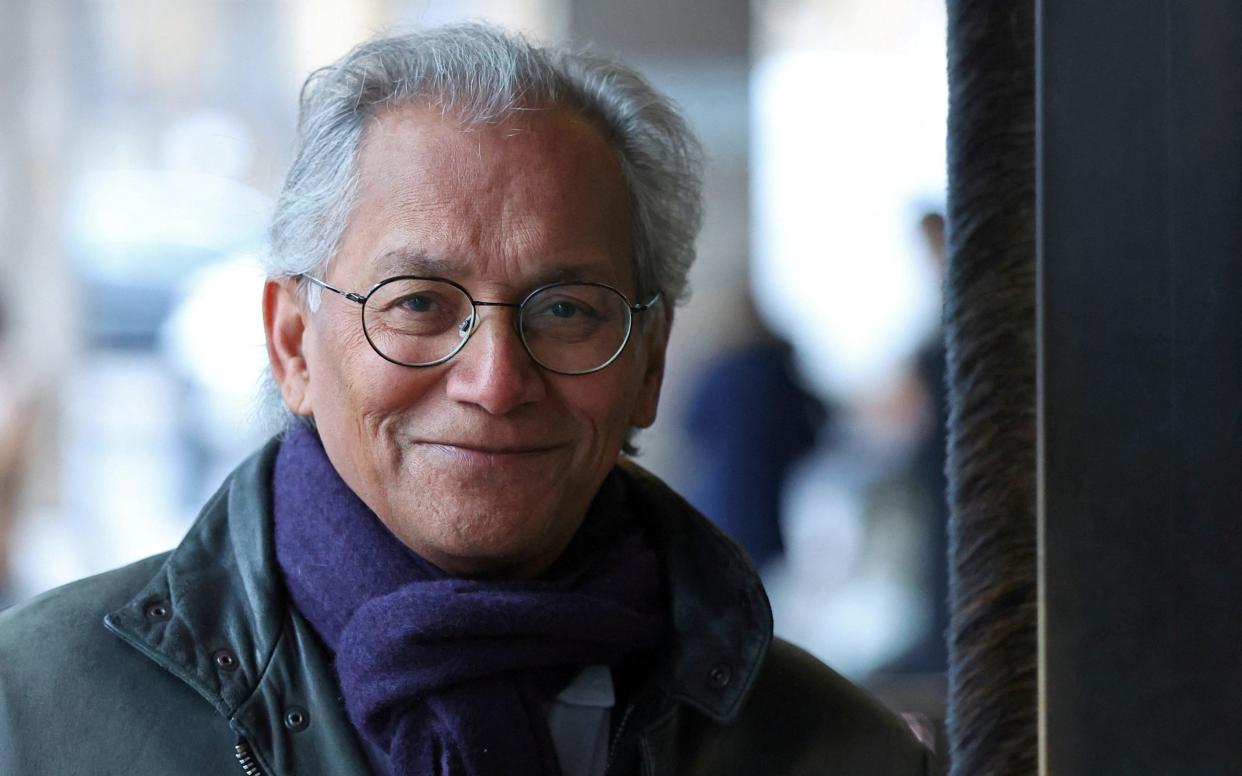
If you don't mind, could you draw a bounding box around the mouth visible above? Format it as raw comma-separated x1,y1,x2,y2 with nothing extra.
419,441,565,465
436,443,559,454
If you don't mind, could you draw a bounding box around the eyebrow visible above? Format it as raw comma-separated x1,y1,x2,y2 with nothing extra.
370,249,622,289
372,249,457,279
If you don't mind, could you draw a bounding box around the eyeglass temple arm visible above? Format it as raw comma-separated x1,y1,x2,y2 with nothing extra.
299,274,366,304
632,291,662,312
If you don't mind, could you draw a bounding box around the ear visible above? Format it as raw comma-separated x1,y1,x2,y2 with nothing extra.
628,314,671,429
263,278,314,416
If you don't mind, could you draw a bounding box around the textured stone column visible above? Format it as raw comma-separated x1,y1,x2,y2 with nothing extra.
944,1,1038,773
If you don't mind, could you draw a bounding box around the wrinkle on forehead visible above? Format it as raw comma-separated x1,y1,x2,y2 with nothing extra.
359,103,625,191
345,103,636,292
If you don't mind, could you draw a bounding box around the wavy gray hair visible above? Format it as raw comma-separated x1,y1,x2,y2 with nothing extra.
257,23,704,436
267,22,703,304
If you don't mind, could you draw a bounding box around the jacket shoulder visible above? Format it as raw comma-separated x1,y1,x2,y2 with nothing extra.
760,638,927,751
0,552,170,656
678,638,932,775
0,555,242,775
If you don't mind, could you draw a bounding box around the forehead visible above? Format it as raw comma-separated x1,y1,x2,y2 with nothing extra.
342,103,635,288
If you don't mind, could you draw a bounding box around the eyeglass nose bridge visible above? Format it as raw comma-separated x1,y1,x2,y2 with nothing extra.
456,298,525,348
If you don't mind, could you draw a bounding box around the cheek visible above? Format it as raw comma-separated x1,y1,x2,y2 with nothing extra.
556,370,642,446
340,357,444,422
308,314,431,416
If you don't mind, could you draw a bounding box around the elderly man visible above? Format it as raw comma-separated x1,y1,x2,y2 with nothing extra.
0,25,930,776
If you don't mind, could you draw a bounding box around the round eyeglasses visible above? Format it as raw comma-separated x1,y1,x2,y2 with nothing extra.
300,274,661,375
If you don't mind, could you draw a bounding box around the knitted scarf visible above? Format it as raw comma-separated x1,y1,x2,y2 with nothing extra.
272,423,664,776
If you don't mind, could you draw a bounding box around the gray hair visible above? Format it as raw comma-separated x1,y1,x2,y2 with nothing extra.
266,22,703,305
257,23,704,438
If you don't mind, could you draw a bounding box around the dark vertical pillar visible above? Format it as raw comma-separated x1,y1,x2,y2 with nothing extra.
945,1,1038,774
1039,2,1242,773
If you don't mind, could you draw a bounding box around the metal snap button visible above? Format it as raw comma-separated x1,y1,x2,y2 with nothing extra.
709,663,733,689
284,706,309,732
144,602,169,621
213,649,239,671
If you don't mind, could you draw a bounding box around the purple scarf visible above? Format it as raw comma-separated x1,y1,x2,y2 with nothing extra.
272,423,664,776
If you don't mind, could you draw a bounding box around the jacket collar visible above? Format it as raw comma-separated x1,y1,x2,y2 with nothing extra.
104,437,375,776
103,439,772,733
104,436,285,720
617,459,773,725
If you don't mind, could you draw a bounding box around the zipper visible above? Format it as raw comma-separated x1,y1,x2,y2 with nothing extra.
234,739,265,776
604,702,638,775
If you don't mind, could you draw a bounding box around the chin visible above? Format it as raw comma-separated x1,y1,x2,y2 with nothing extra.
386,490,568,572
422,524,562,579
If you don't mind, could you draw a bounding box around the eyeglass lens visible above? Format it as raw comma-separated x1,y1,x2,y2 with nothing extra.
361,278,634,373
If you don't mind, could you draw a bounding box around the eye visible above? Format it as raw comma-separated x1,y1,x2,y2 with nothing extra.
398,294,435,312
550,301,579,318
529,296,601,322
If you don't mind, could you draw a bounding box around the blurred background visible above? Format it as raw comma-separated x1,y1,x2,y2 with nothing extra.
0,0,945,743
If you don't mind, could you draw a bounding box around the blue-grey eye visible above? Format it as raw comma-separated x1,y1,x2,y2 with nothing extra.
401,294,433,312
550,301,578,318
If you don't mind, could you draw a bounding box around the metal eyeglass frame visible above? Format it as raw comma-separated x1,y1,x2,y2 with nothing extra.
299,273,661,376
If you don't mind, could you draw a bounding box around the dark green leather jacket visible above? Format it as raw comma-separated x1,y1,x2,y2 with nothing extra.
0,439,932,775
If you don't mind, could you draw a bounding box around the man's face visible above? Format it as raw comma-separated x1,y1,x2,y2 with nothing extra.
265,104,668,578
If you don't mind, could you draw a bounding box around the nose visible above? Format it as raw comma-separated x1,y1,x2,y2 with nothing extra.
443,308,546,414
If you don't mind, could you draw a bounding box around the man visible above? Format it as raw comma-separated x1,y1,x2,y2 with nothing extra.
0,24,931,775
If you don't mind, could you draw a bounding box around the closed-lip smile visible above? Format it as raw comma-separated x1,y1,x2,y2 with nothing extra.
420,440,565,460
437,442,558,454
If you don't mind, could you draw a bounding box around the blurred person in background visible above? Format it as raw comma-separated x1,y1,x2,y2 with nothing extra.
881,211,949,676
0,294,39,608
760,212,949,738
683,292,828,574
0,25,931,775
